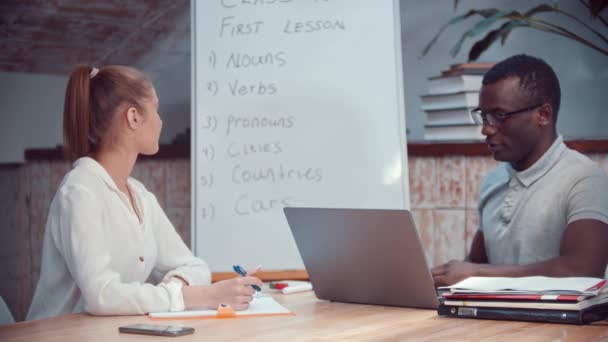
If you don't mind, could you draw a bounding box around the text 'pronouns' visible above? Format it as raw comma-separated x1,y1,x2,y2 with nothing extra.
199,114,295,135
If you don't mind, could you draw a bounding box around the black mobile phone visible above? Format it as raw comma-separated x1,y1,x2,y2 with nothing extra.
118,324,195,337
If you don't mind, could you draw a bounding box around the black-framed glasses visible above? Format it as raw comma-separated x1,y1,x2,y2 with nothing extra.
470,104,543,127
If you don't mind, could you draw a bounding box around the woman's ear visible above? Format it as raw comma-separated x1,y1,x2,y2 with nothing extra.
126,107,141,130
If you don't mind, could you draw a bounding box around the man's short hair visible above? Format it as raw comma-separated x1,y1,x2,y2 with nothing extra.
483,54,561,121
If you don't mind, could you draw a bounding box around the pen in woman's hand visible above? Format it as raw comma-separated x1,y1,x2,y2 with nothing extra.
233,264,262,291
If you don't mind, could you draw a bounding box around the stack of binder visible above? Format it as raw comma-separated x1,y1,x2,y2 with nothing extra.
421,63,493,141
437,276,608,325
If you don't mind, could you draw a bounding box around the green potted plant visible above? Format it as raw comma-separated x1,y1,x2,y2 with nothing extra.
421,0,607,61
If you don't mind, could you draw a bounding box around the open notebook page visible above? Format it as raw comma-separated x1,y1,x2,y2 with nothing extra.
149,295,291,318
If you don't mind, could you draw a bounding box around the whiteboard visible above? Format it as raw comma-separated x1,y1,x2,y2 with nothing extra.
192,0,409,271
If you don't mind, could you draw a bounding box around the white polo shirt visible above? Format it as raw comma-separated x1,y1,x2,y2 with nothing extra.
27,157,211,320
479,135,608,265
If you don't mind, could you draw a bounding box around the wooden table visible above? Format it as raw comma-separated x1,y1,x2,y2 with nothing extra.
1,291,607,341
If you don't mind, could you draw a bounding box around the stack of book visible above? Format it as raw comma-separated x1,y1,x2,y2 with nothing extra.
421,63,494,141
437,276,608,325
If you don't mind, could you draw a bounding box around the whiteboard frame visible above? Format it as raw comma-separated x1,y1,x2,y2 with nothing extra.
190,0,197,253
392,0,410,208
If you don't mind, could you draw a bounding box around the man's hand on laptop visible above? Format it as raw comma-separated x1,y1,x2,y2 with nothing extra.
431,260,478,286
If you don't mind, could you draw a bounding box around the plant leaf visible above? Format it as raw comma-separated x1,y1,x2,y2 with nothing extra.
498,19,528,45
580,0,608,26
528,16,608,53
449,10,515,58
590,0,608,17
499,5,556,45
554,4,608,44
468,20,529,61
420,8,502,57
525,4,559,16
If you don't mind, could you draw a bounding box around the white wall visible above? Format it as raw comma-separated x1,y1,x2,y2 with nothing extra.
0,72,66,163
0,60,191,163
401,0,608,141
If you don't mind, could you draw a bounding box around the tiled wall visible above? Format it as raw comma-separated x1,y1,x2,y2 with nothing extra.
2,153,607,321
409,156,499,267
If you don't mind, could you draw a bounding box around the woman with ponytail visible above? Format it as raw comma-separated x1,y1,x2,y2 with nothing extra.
27,65,262,320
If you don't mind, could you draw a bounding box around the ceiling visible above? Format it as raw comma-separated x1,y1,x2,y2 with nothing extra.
0,0,190,75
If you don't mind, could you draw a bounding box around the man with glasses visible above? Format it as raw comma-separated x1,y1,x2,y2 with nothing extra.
432,54,608,286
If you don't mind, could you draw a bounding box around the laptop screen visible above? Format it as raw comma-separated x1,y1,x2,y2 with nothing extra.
284,207,439,309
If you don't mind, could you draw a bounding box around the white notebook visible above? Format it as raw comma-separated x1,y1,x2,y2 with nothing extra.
149,295,292,319
442,276,607,295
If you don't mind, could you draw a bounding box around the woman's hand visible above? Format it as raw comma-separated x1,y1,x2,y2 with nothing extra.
182,268,263,311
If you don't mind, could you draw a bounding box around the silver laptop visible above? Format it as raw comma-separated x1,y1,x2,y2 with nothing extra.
284,207,439,309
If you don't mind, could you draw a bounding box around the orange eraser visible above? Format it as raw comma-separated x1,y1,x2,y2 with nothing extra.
216,304,236,318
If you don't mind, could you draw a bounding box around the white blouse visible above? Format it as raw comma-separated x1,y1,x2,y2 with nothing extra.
27,157,211,320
